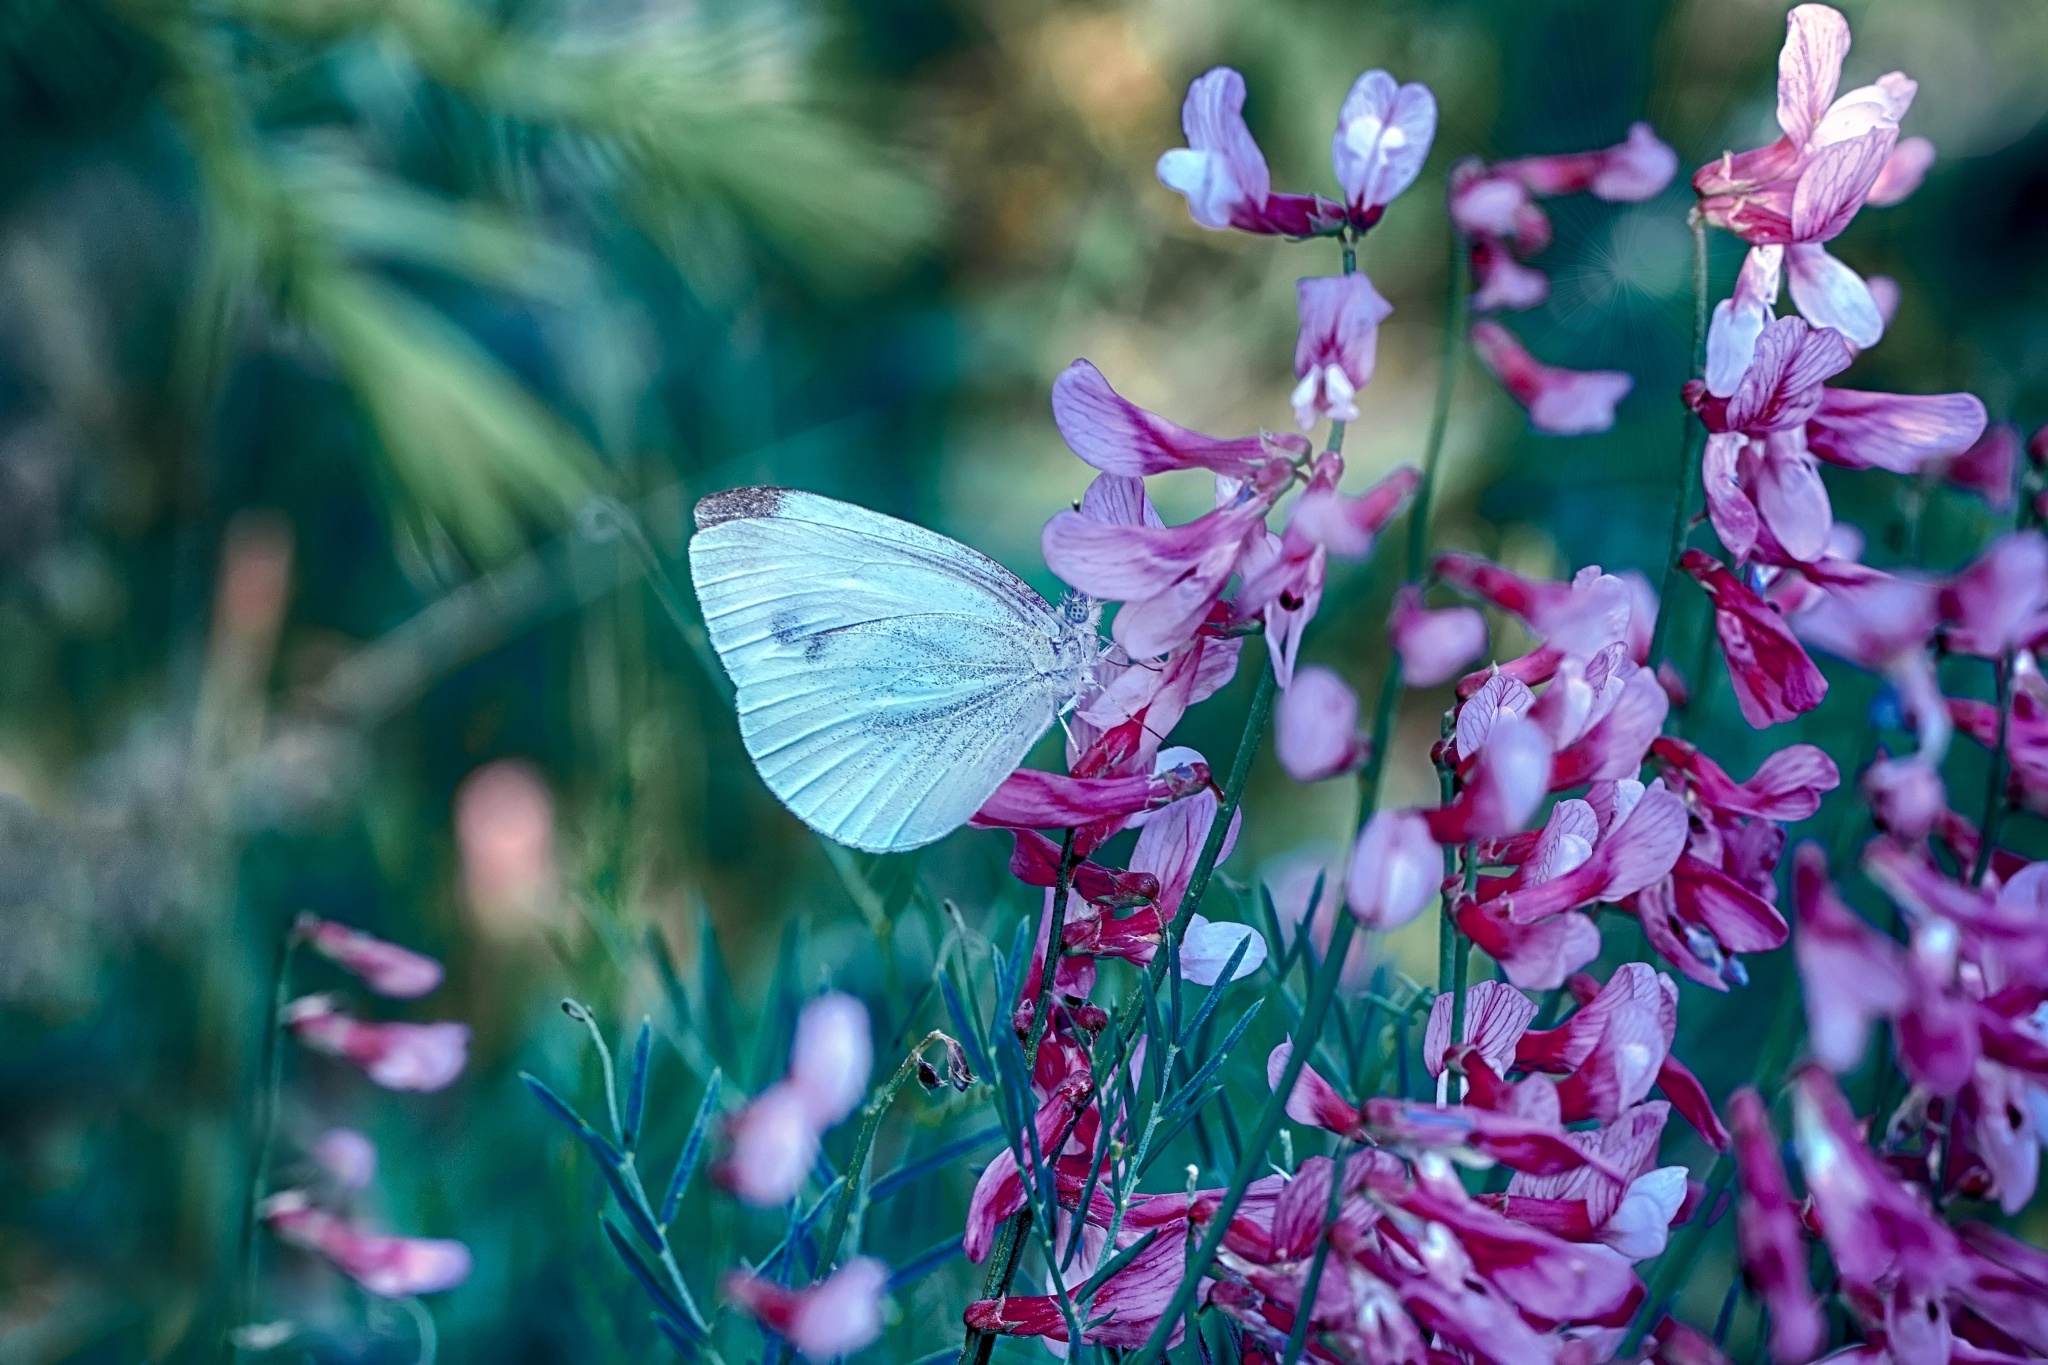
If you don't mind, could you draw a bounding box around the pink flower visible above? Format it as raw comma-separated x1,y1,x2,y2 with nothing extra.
1277,459,1419,559
725,1257,887,1361
1492,122,1678,203
1469,236,1551,312
1156,68,1342,236
1043,498,1269,659
1679,549,1828,728
1274,664,1368,782
311,1129,378,1191
1805,385,1988,476
966,1217,1186,1350
1650,736,1840,822
1470,320,1633,435
284,996,469,1092
971,761,1210,835
1728,1088,1827,1365
1436,556,1653,690
1937,422,2020,511
1867,135,1935,206
788,993,871,1128
1939,530,2048,659
1502,1104,1688,1262
1331,70,1437,223
721,1083,819,1207
1389,586,1487,688
1864,754,1947,841
1538,656,1670,789
1423,980,1537,1099
454,759,556,930
1291,274,1394,429
1466,783,1688,926
262,1190,471,1296
1423,713,1553,844
1051,360,1285,480
1345,808,1440,931
294,914,444,999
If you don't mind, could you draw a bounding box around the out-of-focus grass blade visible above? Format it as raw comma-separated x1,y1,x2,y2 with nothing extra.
623,1018,652,1149
600,1215,696,1335
661,1068,722,1227
869,1124,1005,1202
697,903,739,1071
648,927,694,1034
751,918,803,1090
888,1235,964,1289
940,974,993,1084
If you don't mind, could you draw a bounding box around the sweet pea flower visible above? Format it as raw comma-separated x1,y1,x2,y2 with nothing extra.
1679,549,1827,728
1156,68,1343,236
1423,712,1553,844
1728,1088,1827,1365
1470,320,1633,435
1938,530,2048,659
1389,585,1487,687
1344,808,1440,931
262,1190,472,1296
1423,980,1537,1101
1331,69,1437,225
1274,664,1368,782
1291,273,1393,430
283,996,469,1092
787,993,872,1129
293,914,444,999
725,1258,888,1362
1051,361,1290,482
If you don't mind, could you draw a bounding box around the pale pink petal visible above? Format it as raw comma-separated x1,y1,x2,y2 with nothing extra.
1784,242,1883,348
1864,755,1946,841
1590,122,1679,200
1423,979,1538,1078
1469,238,1551,313
789,993,872,1129
1789,128,1896,243
263,1192,472,1297
1867,273,1901,326
1811,73,1917,146
1471,320,1632,436
722,1084,820,1207
1275,664,1367,783
1720,315,1853,433
1776,4,1852,144
1702,433,1761,562
1453,672,1536,761
1390,586,1488,688
1790,845,1910,1072
1807,387,1989,474
1939,531,2048,659
311,1129,377,1192
1179,915,1268,985
1267,1042,1360,1132
1704,246,1784,397
1345,808,1441,931
284,997,469,1093
726,1258,889,1362
1292,274,1394,429
297,915,444,999
1866,135,1935,207
1752,437,1835,563
1156,68,1269,230
1331,70,1437,215
455,759,556,921
1600,1166,1688,1261
1078,472,1164,528
1284,464,1420,558
1944,423,2019,510
1054,361,1270,478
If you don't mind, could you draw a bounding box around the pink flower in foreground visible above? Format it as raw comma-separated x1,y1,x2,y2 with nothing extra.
294,914,444,999
788,993,872,1129
1156,69,1343,236
1679,549,1827,728
263,1190,471,1296
1291,273,1394,430
1423,979,1537,1102
1345,808,1440,931
1470,320,1633,435
311,1128,378,1191
284,996,469,1092
1043,496,1271,660
1727,1088,1827,1365
1423,712,1553,844
721,1083,819,1207
1389,586,1488,688
1331,69,1437,224
1274,664,1367,783
726,1258,888,1361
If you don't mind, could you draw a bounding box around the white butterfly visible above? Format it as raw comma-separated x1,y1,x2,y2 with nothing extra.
688,487,1103,852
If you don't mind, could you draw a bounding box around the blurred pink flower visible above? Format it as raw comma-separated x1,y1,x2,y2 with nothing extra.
1864,754,1946,841
1937,422,2020,511
310,1128,378,1192
1867,135,1935,206
1291,273,1393,430
1156,68,1343,236
1274,664,1367,782
788,993,871,1129
1680,549,1827,728
1344,808,1439,931
454,759,556,925
1331,69,1437,223
1492,122,1678,203
1938,530,2048,659
1389,586,1487,688
294,914,444,999
1469,236,1551,312
1791,845,1909,1074
1470,320,1633,435
263,1190,471,1296
284,996,469,1092
725,1257,888,1361
720,1083,818,1208
1728,1088,1827,1364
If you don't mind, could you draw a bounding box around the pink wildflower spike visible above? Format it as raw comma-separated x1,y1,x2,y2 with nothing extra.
1470,320,1633,435
294,914,444,999
1267,1042,1362,1133
1043,501,1268,659
1867,135,1935,206
1680,549,1828,728
1728,1088,1827,1365
1291,274,1394,429
1274,664,1368,783
1344,808,1440,931
262,1190,471,1296
1423,980,1537,1086
1330,69,1437,222
1651,736,1841,822
720,1083,819,1207
311,1128,378,1191
1156,68,1342,236
1939,530,2048,658
1389,586,1487,688
1494,122,1678,202
1791,845,1910,1073
970,761,1210,833
1805,386,1989,475
1425,713,1553,844
1864,754,1946,841
1939,422,2020,511
725,1257,888,1361
1704,246,1784,396
283,996,469,1092
1051,361,1276,479
1282,461,1420,559
788,993,871,1129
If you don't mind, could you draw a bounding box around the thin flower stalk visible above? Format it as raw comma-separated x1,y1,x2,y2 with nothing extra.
1648,211,1713,671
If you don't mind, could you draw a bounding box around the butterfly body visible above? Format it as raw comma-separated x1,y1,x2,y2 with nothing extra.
688,487,1101,852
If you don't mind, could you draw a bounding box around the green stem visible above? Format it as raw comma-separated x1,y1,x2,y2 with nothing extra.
812,1031,950,1276
1404,227,1469,585
1973,651,2014,884
959,1205,1031,1365
223,926,297,1360
1647,211,1712,671
1022,830,1081,1067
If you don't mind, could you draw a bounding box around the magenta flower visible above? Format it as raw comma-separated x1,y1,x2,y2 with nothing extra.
1470,320,1633,436
971,760,1210,835
284,996,469,1092
1043,498,1269,660
1937,421,2021,511
1650,735,1840,822
1389,585,1487,688
1344,808,1440,931
966,1220,1186,1351
1938,530,2048,659
1155,68,1343,236
1331,69,1437,224
294,914,445,999
1423,979,1537,1102
1435,555,1654,691
1497,122,1678,203
1423,712,1553,844
788,993,872,1129
1051,360,1287,481
1679,549,1828,728
262,1190,471,1296
720,1082,819,1207
1274,664,1368,783
1503,1104,1688,1262
1291,273,1393,429
725,1257,888,1361
1537,656,1670,789
1464,782,1688,929
1728,1088,1827,1365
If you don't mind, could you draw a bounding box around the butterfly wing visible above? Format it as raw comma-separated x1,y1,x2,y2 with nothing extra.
688,488,1075,852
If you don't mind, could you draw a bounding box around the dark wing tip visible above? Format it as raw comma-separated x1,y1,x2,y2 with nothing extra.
694,486,790,531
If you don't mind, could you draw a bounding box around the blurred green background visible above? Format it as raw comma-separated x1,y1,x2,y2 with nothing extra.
3,0,2046,1360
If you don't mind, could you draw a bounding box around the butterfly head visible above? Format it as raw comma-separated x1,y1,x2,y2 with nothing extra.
1048,592,1107,704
